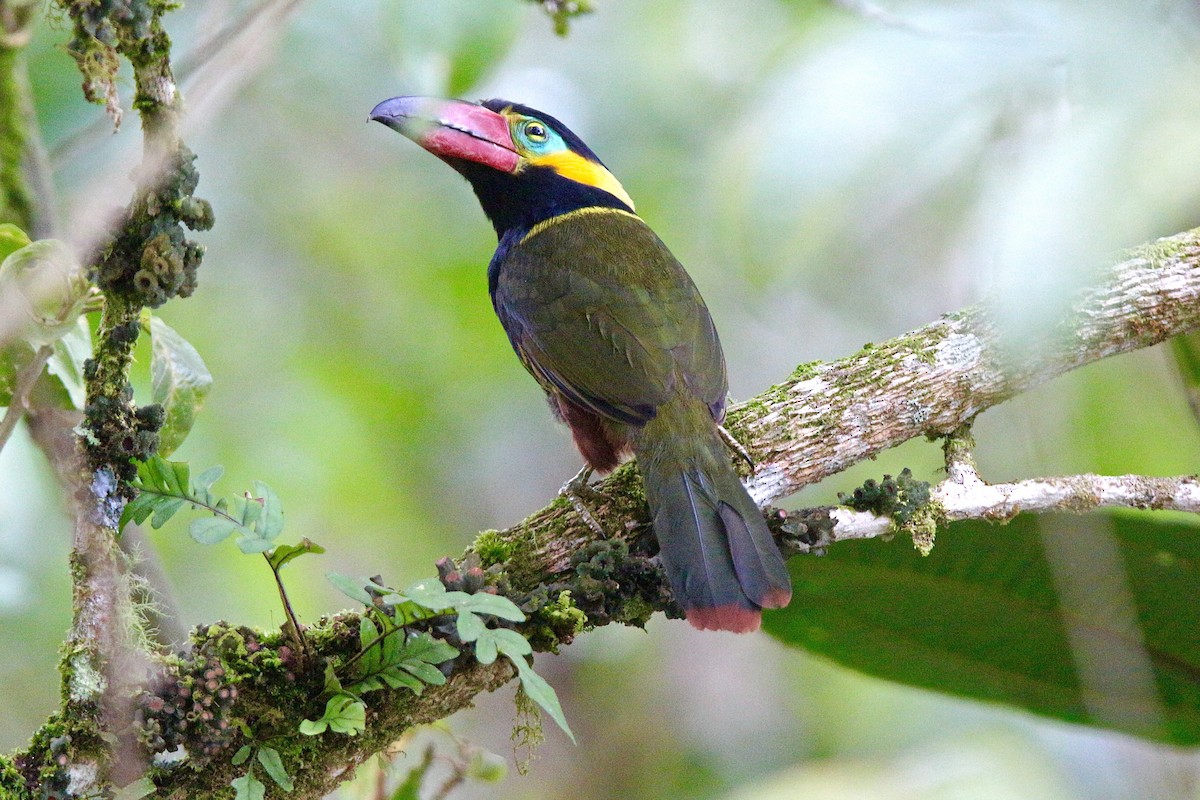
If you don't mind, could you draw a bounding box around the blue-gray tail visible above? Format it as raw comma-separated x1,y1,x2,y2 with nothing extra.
636,422,792,632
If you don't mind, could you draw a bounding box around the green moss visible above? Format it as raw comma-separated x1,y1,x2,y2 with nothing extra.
788,360,821,382
839,468,932,528
541,591,586,636
16,713,107,797
1133,229,1197,265
511,686,545,775
472,529,516,568
900,502,942,556
769,506,836,554
941,423,977,470
0,753,26,799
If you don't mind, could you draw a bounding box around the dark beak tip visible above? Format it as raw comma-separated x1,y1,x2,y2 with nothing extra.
370,95,423,125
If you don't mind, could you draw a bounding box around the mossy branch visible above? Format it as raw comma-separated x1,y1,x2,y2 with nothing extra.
7,227,1198,799
467,229,1200,609
39,0,213,795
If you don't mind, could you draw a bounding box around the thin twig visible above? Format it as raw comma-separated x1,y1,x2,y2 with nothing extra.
798,473,1200,548
265,553,310,658
0,342,51,453
50,0,306,168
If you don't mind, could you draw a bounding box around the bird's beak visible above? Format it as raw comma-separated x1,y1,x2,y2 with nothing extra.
369,96,520,173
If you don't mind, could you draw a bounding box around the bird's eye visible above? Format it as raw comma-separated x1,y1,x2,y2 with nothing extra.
523,121,548,143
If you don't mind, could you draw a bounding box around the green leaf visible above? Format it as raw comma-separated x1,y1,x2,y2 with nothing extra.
0,341,28,407
399,631,460,666
119,493,159,531
398,658,447,685
170,460,190,495
231,745,252,766
473,630,498,666
512,656,574,743
358,615,382,670
350,629,456,697
763,511,1200,746
231,771,265,800
376,668,424,693
268,538,325,571
253,480,284,540
489,627,533,658
1172,331,1200,432
298,718,327,735
112,776,157,800
359,613,381,646
194,464,224,491
301,694,366,737
44,317,91,409
189,516,240,545
388,747,433,800
0,223,30,262
233,494,263,528
327,572,375,606
458,592,526,622
0,239,88,346
145,456,186,496
150,316,212,457
474,626,532,667
149,497,185,529
464,749,507,783
322,661,344,695
236,534,276,554
401,577,456,609
455,611,486,643
326,696,367,735
257,746,294,792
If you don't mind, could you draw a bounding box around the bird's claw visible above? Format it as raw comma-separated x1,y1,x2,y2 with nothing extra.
560,465,605,536
718,425,756,473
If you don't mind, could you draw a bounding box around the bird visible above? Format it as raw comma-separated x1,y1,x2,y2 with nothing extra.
370,96,792,632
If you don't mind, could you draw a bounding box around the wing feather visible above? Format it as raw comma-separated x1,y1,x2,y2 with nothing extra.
492,210,726,426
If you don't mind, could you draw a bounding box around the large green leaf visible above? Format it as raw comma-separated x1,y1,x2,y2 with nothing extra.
150,315,212,456
43,316,92,409
1171,332,1200,427
0,224,31,262
764,511,1200,745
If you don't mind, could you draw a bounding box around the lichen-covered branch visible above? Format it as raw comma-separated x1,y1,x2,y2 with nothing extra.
36,0,214,796
798,473,1200,547
473,229,1200,599
4,219,1197,796
733,230,1200,503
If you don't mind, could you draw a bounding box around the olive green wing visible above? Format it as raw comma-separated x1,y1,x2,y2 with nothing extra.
492,211,727,426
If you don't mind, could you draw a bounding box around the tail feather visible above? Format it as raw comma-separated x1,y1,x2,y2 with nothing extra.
718,500,792,610
637,411,792,633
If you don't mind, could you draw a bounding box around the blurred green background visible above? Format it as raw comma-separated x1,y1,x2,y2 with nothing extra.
3,0,1200,797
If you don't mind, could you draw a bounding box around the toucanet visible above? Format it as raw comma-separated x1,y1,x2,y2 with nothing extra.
370,96,792,632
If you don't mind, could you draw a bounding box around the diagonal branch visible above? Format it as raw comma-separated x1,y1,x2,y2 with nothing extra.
477,229,1200,594
10,227,1200,798
733,230,1200,504
227,226,1200,797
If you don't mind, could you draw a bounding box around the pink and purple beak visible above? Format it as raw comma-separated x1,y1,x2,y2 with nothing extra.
370,96,520,173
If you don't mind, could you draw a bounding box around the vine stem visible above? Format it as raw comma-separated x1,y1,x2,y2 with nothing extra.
265,553,310,659
136,483,312,657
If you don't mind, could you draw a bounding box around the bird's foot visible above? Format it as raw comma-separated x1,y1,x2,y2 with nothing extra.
718,425,756,473
560,465,606,536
